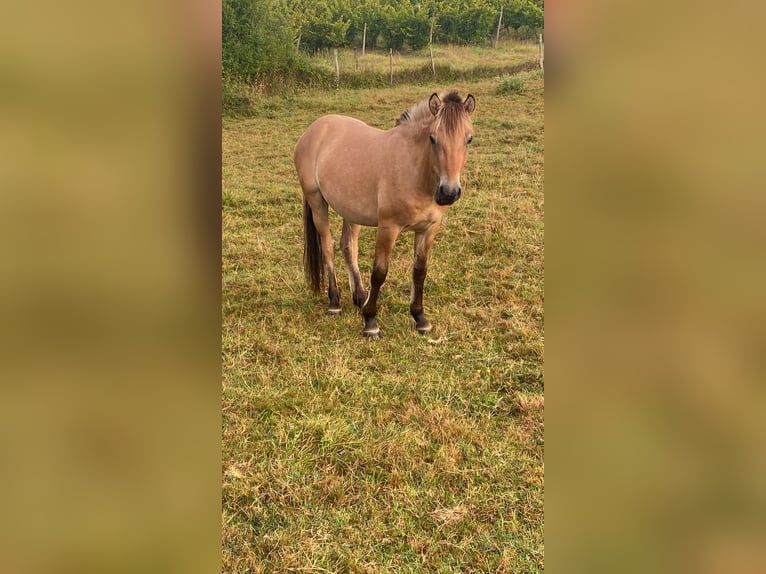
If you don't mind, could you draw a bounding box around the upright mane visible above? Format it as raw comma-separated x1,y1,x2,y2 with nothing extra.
395,91,468,134
395,97,433,126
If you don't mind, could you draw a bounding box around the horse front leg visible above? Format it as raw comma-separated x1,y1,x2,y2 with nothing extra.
361,224,401,339
410,225,440,334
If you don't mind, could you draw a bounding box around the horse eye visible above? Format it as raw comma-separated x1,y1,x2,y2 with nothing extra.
429,134,437,145
466,135,474,145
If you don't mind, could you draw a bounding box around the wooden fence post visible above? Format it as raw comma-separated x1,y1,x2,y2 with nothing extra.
539,33,544,70
333,48,339,82
429,17,434,45
429,46,435,76
362,23,367,56
495,6,503,48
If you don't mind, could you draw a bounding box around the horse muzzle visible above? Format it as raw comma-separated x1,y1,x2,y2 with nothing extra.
435,184,462,206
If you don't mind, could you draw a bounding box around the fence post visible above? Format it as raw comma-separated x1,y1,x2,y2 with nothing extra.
429,46,435,76
538,33,544,70
333,48,339,82
429,17,434,45
495,6,503,48
389,49,393,84
362,23,367,56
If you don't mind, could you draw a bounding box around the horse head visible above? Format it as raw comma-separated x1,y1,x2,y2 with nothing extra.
427,92,476,206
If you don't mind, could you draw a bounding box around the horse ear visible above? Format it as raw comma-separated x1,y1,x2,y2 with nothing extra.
428,93,441,116
464,94,476,115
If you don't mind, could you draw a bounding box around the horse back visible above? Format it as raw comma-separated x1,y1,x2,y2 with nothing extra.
295,115,387,226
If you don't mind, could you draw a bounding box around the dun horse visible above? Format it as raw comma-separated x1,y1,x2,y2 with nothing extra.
294,91,476,338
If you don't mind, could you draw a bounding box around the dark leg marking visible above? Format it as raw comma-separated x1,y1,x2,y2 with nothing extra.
362,265,387,338
410,261,433,334
409,229,438,334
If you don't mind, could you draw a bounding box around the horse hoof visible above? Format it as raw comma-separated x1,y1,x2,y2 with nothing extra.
328,308,342,316
415,321,433,335
362,328,381,340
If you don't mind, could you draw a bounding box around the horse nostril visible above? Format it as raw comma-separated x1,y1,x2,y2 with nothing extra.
436,184,461,205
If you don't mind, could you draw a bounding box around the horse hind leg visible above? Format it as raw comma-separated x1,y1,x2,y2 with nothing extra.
341,220,367,309
305,191,341,314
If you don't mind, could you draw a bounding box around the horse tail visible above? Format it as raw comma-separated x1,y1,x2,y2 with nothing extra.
303,198,323,292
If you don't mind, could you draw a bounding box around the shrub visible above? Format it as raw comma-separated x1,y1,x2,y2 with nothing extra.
497,74,525,95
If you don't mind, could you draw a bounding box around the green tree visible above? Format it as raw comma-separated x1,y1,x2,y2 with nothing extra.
285,0,355,51
379,0,431,50
346,0,384,48
436,0,496,44
223,0,297,78
500,0,544,38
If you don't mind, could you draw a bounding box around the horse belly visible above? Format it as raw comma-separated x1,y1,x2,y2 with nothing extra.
320,178,379,227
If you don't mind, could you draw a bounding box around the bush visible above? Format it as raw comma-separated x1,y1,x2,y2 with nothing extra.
497,74,525,95
511,24,540,41
223,0,298,79
437,5,497,45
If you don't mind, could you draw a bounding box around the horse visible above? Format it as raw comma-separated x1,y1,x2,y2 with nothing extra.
294,90,476,339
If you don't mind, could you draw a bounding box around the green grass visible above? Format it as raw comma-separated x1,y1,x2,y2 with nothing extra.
309,40,540,76
496,69,543,96
224,40,541,110
497,75,526,95
222,43,544,572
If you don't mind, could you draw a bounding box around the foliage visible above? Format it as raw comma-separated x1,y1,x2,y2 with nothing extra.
222,0,545,81
379,5,432,50
435,0,497,45
500,0,544,39
223,0,298,79
290,0,352,50
223,42,539,109
497,74,525,95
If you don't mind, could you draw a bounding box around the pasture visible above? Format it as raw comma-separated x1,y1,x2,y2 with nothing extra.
222,45,544,572
309,42,541,78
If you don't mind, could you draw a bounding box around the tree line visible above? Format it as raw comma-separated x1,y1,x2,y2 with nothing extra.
224,0,543,80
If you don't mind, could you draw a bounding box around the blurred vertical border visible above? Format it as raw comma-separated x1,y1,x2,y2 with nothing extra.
546,0,766,573
0,1,222,573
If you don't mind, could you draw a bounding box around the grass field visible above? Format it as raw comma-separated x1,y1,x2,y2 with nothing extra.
309,41,541,76
224,40,541,108
222,43,544,572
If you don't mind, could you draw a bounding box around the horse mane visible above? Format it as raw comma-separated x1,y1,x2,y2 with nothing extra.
395,91,467,134
395,98,432,126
